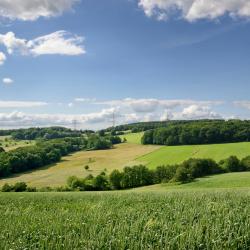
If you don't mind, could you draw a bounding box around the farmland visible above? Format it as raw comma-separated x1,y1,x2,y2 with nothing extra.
0,143,160,187
2,132,250,187
138,141,250,168
0,190,249,249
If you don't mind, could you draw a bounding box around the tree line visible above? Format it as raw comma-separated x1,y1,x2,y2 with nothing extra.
104,120,224,134
0,135,120,178
142,120,250,145
65,155,250,191
0,127,96,140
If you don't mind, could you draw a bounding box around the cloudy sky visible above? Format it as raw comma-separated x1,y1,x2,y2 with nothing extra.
0,0,250,129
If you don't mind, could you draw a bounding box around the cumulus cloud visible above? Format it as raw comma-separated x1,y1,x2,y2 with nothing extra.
171,105,222,120
233,101,250,110
0,0,79,21
0,108,119,128
0,31,85,56
2,78,13,84
138,0,250,21
0,100,47,108
96,98,223,113
0,52,6,65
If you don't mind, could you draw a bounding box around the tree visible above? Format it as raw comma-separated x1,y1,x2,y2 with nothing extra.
12,182,27,192
109,170,123,189
221,156,243,172
241,156,250,171
93,174,109,190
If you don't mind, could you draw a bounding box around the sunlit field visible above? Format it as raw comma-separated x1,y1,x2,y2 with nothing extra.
0,190,249,249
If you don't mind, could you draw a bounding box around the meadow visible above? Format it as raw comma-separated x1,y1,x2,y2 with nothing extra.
2,132,250,187
0,190,249,249
138,142,250,168
0,136,34,151
0,143,160,187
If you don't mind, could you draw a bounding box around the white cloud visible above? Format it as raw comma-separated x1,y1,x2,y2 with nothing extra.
0,31,85,56
68,102,74,108
0,108,119,128
0,0,79,21
234,101,250,110
171,105,222,120
74,97,97,103
2,78,13,84
28,31,85,56
0,52,6,65
0,100,47,108
138,0,250,21
96,98,223,113
0,32,28,54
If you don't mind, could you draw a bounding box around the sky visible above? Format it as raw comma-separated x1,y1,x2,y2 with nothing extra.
0,0,250,129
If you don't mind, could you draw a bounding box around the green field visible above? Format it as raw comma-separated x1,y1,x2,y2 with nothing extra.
0,190,249,249
119,132,144,144
137,172,250,192
0,136,34,151
138,142,250,168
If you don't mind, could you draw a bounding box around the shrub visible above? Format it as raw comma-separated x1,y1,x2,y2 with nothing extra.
173,166,193,183
241,156,250,171
12,182,27,192
1,183,12,192
154,165,178,183
220,156,243,172
110,170,123,189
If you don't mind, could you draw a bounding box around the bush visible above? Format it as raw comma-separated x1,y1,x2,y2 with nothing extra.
173,166,194,183
110,170,123,189
220,156,243,172
1,183,12,192
241,156,250,171
154,165,178,183
12,182,27,192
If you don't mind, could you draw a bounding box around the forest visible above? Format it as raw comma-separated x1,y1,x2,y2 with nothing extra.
142,120,250,145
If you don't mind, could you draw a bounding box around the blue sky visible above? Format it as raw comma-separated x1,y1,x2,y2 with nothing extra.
0,0,250,129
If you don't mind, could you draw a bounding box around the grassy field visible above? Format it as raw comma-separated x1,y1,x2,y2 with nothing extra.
0,190,249,249
0,136,34,151
138,142,250,168
137,172,250,192
0,143,160,187
119,132,144,144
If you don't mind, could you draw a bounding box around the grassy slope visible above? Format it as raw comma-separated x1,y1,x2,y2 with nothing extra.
0,136,34,151
119,132,144,144
137,172,250,192
0,143,160,187
0,190,249,249
138,142,250,168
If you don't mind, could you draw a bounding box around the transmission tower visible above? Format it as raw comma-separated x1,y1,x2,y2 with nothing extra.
72,119,78,131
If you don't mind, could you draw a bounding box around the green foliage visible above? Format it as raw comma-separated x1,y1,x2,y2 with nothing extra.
220,156,244,172
1,182,28,192
109,170,123,189
241,156,250,171
142,120,250,146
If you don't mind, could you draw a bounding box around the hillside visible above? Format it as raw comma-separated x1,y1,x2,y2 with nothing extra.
137,172,250,191
138,142,250,168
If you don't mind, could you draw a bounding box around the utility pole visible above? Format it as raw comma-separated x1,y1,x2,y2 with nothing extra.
112,111,115,128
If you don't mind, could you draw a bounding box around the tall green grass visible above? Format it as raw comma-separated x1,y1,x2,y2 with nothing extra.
0,190,249,249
